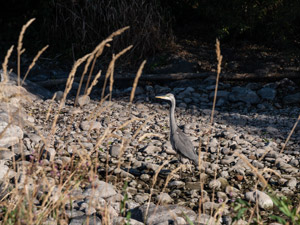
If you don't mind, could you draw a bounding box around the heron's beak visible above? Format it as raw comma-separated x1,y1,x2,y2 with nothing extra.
155,95,169,100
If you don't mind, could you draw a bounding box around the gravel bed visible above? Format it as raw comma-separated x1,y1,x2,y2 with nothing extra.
1,69,300,224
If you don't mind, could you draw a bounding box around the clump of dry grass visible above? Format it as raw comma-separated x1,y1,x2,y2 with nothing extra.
0,18,148,224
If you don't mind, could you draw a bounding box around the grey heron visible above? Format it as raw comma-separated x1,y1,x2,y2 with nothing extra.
156,93,199,166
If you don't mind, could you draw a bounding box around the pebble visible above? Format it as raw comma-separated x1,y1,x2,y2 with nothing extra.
69,215,102,225
83,180,117,199
0,122,23,148
156,192,173,204
77,95,90,107
80,120,102,131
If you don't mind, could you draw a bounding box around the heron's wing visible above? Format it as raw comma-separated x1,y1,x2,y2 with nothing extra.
174,127,198,163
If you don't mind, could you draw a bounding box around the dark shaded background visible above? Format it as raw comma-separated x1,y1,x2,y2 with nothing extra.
0,0,300,64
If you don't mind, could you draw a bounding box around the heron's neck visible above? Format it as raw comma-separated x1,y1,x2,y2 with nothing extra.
169,100,177,134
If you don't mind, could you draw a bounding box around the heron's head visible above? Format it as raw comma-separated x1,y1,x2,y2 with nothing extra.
155,93,175,101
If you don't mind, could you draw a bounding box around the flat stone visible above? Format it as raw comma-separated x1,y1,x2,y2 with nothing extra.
209,90,229,99
283,92,300,104
83,180,117,199
0,122,23,148
110,144,121,157
80,120,102,131
228,87,260,104
77,95,90,107
156,192,173,204
69,215,102,225
245,190,273,209
0,150,15,160
257,87,276,100
144,145,160,155
113,217,144,225
168,180,185,188
0,161,9,180
55,91,64,101
130,203,197,224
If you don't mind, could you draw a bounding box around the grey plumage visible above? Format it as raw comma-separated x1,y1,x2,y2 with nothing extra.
156,93,199,165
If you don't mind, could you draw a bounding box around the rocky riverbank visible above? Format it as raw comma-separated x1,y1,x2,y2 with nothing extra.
0,69,300,224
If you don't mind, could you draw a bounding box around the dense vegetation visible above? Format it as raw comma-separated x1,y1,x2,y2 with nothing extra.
0,0,299,61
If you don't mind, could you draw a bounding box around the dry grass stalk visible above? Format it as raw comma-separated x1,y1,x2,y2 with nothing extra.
114,116,142,132
21,45,49,86
234,152,268,188
132,115,153,139
75,39,112,105
147,165,183,225
1,45,14,84
280,114,300,154
75,49,97,106
84,26,130,95
114,46,134,101
138,133,164,142
50,53,91,135
116,138,129,171
296,202,300,216
161,165,183,194
93,126,111,152
262,168,281,178
88,94,110,121
130,60,146,103
210,39,223,125
76,26,130,106
17,18,35,86
213,202,227,224
100,45,133,100
145,161,168,220
210,144,221,217
0,121,13,140
85,70,102,96
46,92,57,121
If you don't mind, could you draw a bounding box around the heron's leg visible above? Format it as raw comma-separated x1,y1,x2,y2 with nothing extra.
179,155,182,177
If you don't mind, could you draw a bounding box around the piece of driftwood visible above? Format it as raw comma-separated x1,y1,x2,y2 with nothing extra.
36,72,213,87
221,72,300,81
36,71,299,88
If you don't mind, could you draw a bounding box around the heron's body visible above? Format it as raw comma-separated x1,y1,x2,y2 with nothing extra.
156,93,199,166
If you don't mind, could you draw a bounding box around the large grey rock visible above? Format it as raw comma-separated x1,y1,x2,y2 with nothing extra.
77,95,90,107
113,217,144,225
228,87,260,104
275,159,299,173
156,193,173,204
0,161,9,180
197,213,222,225
0,121,23,148
0,150,15,160
130,203,197,225
110,144,121,157
245,190,273,209
80,120,102,131
257,87,276,100
209,90,229,99
69,215,102,225
83,180,117,199
283,92,300,104
0,70,53,99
